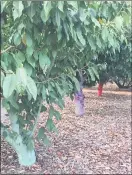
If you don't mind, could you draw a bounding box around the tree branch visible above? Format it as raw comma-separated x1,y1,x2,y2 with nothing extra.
1,46,15,54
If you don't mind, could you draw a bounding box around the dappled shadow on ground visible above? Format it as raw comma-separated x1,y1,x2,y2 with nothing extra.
1,91,131,174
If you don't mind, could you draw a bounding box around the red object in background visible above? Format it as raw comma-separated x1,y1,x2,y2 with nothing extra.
98,83,103,96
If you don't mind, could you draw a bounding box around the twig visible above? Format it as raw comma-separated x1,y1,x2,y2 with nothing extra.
1,67,14,74
1,46,15,54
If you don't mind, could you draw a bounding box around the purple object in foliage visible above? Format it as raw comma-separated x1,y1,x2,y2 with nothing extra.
74,88,85,117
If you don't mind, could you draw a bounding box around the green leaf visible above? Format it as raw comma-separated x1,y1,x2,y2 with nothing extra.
101,26,109,41
56,98,65,109
89,8,96,17
72,77,80,91
44,1,52,18
49,106,54,119
42,134,51,146
14,33,21,46
88,37,96,50
13,1,24,20
27,1,32,6
70,94,74,101
54,110,61,120
13,53,21,67
27,76,37,100
26,87,32,101
91,17,100,28
16,82,25,95
123,12,130,25
33,51,39,61
16,67,27,88
55,10,61,27
67,1,78,10
24,62,33,76
79,8,87,22
108,33,114,46
26,33,33,47
88,68,95,81
63,23,69,41
1,1,8,13
27,56,35,68
91,66,99,79
3,74,17,98
37,84,42,95
52,50,57,59
46,119,58,133
27,3,36,21
38,127,45,140
58,1,64,12
41,105,47,112
55,83,63,96
2,99,10,111
16,51,25,63
1,61,7,71
1,71,5,87
40,9,45,23
96,37,102,48
26,46,33,57
114,16,123,30
17,23,25,34
2,99,9,110
39,52,51,69
7,93,19,110
76,28,86,46
41,1,52,22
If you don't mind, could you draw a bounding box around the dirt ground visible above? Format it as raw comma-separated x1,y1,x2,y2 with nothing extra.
1,86,131,174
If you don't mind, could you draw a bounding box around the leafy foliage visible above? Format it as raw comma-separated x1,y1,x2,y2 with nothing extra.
0,1,130,166
91,25,132,88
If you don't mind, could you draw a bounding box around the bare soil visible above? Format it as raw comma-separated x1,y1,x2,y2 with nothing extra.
1,87,131,174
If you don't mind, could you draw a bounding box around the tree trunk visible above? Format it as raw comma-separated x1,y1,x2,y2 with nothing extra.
1,124,36,166
98,83,103,96
74,70,85,117
115,80,132,89
74,89,85,116
14,139,36,166
2,110,36,166
6,134,36,166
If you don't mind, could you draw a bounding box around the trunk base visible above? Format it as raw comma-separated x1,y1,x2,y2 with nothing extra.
13,137,36,166
2,117,36,166
74,89,85,117
98,83,103,96
17,147,36,166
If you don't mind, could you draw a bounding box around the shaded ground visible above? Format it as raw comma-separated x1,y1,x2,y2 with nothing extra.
1,88,131,174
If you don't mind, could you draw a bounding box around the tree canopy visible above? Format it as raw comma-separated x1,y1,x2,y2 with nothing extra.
1,1,131,166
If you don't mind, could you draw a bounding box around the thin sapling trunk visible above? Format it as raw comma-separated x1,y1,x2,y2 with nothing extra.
74,70,85,117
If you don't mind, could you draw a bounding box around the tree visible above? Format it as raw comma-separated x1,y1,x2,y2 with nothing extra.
76,1,131,95
93,24,131,91
1,1,130,166
112,26,131,89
